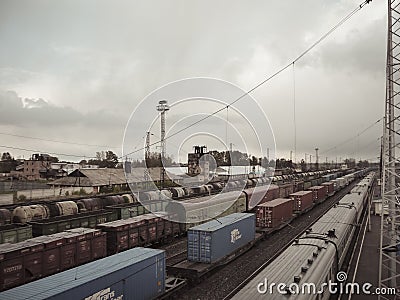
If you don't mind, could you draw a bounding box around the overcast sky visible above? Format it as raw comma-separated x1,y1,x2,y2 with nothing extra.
0,0,386,164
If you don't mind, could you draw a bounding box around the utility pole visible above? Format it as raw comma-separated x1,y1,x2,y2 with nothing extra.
379,1,400,297
144,131,151,188
315,148,319,171
156,100,169,189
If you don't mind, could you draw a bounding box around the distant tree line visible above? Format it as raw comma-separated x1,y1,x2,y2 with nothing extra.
0,152,18,173
83,151,120,168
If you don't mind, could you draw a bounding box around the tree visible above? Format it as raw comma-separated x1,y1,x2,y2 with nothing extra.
1,152,12,161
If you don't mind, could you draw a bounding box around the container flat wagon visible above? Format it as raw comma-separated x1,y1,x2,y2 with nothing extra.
168,213,260,281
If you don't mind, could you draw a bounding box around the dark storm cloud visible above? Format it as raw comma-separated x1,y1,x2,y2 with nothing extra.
0,0,387,161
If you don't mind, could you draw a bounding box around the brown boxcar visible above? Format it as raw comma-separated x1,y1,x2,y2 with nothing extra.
290,191,313,213
256,198,294,228
308,186,327,203
322,182,335,196
20,241,44,283
25,236,64,276
0,243,25,290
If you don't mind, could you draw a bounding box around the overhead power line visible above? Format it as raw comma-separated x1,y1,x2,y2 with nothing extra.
320,117,382,155
0,145,97,159
0,132,119,149
121,0,373,160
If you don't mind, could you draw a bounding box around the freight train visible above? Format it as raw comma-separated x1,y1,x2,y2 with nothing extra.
0,168,349,226
0,170,370,295
165,170,365,229
231,172,375,300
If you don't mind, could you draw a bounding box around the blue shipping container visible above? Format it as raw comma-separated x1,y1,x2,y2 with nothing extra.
0,247,165,300
187,213,255,263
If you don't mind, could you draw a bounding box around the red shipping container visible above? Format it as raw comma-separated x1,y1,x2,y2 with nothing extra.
308,186,327,203
256,198,294,228
322,182,334,195
290,191,313,213
278,183,294,198
246,185,280,210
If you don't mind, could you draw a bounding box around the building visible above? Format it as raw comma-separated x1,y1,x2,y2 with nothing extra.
12,154,57,181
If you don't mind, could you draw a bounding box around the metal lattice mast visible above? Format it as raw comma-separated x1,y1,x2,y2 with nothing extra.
157,100,169,188
379,1,400,298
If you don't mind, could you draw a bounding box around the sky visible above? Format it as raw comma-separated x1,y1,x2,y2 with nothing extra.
0,0,386,164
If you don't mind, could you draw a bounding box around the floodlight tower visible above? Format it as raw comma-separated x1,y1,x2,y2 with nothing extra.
379,1,400,298
157,100,169,188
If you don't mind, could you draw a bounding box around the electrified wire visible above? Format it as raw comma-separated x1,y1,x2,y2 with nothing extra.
0,145,97,159
120,0,372,160
0,132,119,149
320,117,383,155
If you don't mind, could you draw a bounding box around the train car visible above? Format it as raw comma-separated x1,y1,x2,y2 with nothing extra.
290,191,313,214
0,227,107,292
255,198,294,229
321,181,335,196
245,185,279,210
187,213,255,263
165,190,247,229
308,186,327,204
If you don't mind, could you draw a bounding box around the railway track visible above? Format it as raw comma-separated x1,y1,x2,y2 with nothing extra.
168,180,360,300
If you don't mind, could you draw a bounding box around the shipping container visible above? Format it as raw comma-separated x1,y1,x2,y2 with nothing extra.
256,198,294,228
293,181,304,192
322,182,335,196
187,213,255,263
308,186,327,203
278,183,294,198
245,185,279,210
28,210,118,236
0,247,166,300
0,224,32,244
290,191,313,213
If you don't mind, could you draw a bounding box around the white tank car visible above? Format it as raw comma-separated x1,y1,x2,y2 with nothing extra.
232,172,374,300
